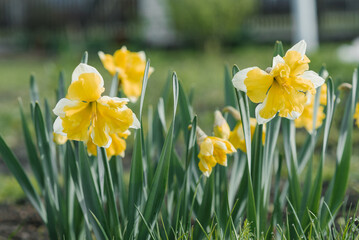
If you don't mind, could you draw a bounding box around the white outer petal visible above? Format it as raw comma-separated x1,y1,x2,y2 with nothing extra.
215,140,227,150
149,66,155,75
255,99,276,125
53,98,79,117
98,51,105,60
272,55,285,69
232,67,257,92
306,92,313,105
128,96,138,103
103,137,112,148
130,113,141,129
53,117,66,136
100,96,130,104
138,51,146,61
300,70,325,88
286,111,301,120
72,63,104,87
214,110,226,127
288,40,307,57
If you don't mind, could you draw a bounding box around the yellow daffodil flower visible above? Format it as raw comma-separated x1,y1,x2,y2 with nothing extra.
295,84,327,133
213,110,230,140
197,127,236,177
98,46,154,102
232,40,325,124
87,130,130,158
53,133,67,145
53,63,140,148
354,104,359,128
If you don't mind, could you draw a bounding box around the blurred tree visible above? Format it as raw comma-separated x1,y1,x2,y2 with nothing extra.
167,0,256,47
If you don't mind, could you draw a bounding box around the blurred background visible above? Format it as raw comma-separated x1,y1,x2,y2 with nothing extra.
0,0,359,236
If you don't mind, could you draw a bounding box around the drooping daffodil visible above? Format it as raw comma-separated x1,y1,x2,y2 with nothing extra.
213,110,231,140
222,106,265,153
295,84,327,133
53,63,140,148
98,46,154,102
232,40,325,124
197,127,236,177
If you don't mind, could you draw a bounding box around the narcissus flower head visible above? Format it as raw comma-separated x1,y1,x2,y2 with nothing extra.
53,63,140,148
197,127,236,177
232,40,325,124
295,84,327,133
98,46,154,102
213,110,230,140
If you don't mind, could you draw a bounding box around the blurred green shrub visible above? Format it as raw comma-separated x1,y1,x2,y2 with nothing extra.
167,0,256,46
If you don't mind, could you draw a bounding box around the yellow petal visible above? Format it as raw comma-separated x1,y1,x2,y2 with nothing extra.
229,122,246,152
291,75,315,94
86,136,98,156
61,101,92,141
67,73,105,102
244,68,273,103
257,81,284,121
98,51,117,76
106,133,127,158
91,97,134,147
354,104,359,128
121,78,142,102
96,97,135,133
283,50,310,77
199,138,214,156
113,47,128,69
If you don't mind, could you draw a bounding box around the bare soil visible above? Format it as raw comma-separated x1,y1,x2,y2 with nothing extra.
0,202,47,240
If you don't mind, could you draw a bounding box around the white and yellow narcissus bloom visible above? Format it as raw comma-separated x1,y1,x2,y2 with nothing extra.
197,127,236,177
53,63,140,148
232,40,325,124
98,46,154,102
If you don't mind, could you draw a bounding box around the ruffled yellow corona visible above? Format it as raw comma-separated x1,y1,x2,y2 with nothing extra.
232,40,325,124
98,46,154,102
197,127,235,177
53,63,140,148
295,84,327,133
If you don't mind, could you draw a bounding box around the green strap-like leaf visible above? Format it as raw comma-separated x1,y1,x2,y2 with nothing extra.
0,135,46,221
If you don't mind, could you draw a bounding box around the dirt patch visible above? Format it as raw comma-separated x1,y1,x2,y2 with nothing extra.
0,202,47,240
